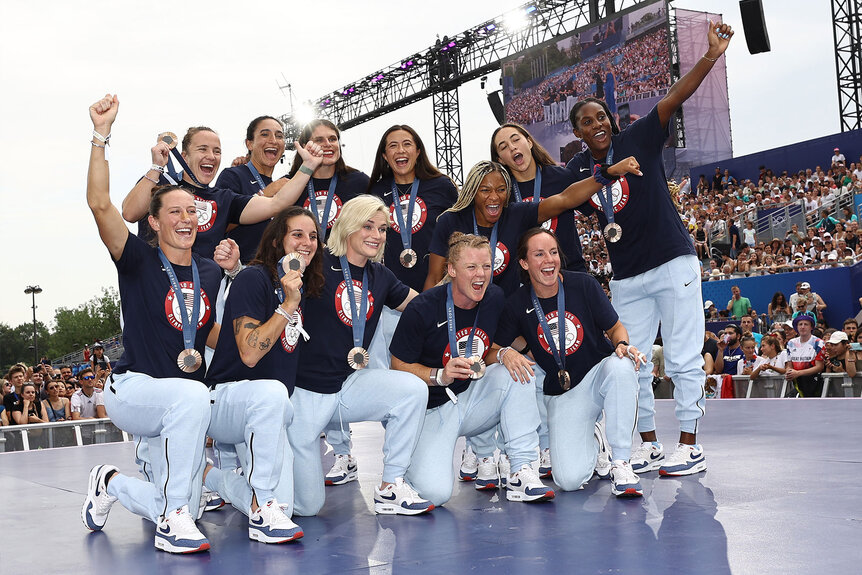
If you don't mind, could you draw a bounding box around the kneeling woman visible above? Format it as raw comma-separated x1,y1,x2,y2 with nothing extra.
289,195,433,516
492,229,644,497
393,233,554,506
203,206,325,543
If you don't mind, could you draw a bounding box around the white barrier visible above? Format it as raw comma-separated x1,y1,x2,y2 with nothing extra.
0,418,129,453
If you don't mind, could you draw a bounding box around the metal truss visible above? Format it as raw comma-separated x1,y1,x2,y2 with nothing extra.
831,0,862,131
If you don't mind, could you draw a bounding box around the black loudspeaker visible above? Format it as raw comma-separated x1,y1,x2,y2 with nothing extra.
738,0,771,54
487,91,505,125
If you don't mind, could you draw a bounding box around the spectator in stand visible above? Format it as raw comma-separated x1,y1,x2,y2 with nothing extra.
727,217,741,258
64,380,77,399
785,224,804,245
768,292,792,325
59,365,73,382
740,315,762,347
823,331,857,377
91,342,112,378
43,380,71,422
9,382,49,425
840,206,858,225
784,314,824,397
736,336,758,376
742,220,756,248
750,335,788,380
789,282,826,318
83,344,91,363
713,324,744,376
3,365,27,421
70,368,106,420
831,147,846,166
726,285,751,319
30,369,45,399
843,318,858,341
816,209,838,234
704,300,719,320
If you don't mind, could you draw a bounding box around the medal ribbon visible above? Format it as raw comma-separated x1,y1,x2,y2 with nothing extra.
511,167,542,203
158,248,201,353
306,175,339,231
246,162,266,193
472,213,498,260
391,178,420,252
590,141,616,225
446,283,481,361
339,256,370,350
167,148,204,188
530,278,566,374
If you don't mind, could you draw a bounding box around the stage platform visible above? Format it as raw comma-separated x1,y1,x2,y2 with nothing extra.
1,398,859,575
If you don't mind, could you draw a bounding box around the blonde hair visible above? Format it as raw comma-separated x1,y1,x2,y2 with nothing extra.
440,232,491,285
327,195,390,262
445,161,511,215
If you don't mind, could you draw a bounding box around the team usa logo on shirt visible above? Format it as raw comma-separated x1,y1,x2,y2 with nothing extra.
522,197,558,233
193,196,218,232
334,280,375,326
164,282,212,331
536,311,583,356
587,176,630,213
389,195,428,234
493,241,510,276
442,328,491,365
281,308,304,353
304,190,343,229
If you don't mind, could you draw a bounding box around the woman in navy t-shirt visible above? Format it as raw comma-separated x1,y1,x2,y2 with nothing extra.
493,228,643,498
81,95,224,554
392,233,554,506
288,195,434,517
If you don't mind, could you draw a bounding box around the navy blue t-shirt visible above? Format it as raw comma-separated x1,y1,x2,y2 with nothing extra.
390,284,505,409
295,170,371,241
565,106,695,279
112,234,222,382
295,251,411,394
217,165,273,264
134,175,252,260
510,165,586,272
369,175,458,292
496,271,618,395
431,202,540,297
720,344,744,375
205,265,303,394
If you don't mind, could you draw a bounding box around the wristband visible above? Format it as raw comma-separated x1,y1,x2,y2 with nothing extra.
593,164,619,186
92,130,111,145
496,346,513,363
91,141,106,149
225,262,244,280
273,306,293,322
143,174,159,184
702,54,718,62
298,165,314,176
615,340,629,348
430,368,440,386
150,164,166,174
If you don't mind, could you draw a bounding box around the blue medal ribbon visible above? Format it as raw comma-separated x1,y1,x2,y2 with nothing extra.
511,167,542,203
589,141,615,225
391,178,420,252
472,212,498,260
338,256,370,350
446,283,481,362
530,278,566,374
306,175,339,231
157,249,201,353
167,148,204,188
246,162,266,193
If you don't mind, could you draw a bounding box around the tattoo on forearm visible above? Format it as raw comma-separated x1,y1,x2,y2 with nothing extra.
259,339,271,351
233,320,242,336
248,331,259,347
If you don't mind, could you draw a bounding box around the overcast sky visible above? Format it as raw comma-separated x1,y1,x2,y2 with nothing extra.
0,0,838,329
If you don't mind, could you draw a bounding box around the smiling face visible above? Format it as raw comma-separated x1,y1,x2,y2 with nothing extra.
347,211,388,263
150,189,198,252
448,246,492,307
493,126,534,178
520,232,562,294
473,171,508,227
182,130,221,185
246,118,285,171
281,214,319,268
310,124,341,168
572,101,614,158
382,130,419,181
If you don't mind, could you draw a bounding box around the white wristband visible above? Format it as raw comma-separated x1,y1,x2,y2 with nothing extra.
496,346,513,363
92,130,111,144
150,163,165,174
273,306,292,321
226,262,243,280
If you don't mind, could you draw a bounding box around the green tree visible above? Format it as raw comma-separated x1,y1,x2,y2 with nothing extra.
0,320,51,369
51,287,121,357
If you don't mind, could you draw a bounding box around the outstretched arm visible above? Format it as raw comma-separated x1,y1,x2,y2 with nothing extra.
657,21,733,128
87,94,129,261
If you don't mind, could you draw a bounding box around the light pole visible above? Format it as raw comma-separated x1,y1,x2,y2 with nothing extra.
24,285,42,365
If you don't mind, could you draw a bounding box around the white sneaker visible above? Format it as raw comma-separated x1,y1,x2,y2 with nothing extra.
249,499,304,543
373,478,434,515
459,446,478,481
594,421,612,479
506,464,555,502
498,454,510,487
659,443,706,476
82,464,118,531
154,505,210,554
325,454,358,486
538,448,552,478
630,441,665,473
610,460,644,497
475,456,499,490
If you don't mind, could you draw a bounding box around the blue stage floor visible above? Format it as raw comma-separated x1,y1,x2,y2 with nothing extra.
1,398,859,575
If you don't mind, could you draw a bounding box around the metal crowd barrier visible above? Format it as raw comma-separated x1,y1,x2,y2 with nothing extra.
0,418,129,453
731,373,862,399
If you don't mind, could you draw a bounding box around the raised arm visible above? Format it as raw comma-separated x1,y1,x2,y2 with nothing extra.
537,157,642,222
656,21,733,128
88,94,129,261
121,138,171,223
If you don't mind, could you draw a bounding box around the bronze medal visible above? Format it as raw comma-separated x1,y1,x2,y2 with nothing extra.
603,222,622,243
558,369,571,391
399,248,417,268
282,252,306,274
158,131,179,150
347,346,370,370
468,355,486,379
177,348,202,373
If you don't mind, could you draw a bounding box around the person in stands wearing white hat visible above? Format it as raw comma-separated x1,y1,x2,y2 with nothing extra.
823,331,857,377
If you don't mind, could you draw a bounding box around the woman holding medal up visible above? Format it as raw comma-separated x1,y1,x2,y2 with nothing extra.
287,119,370,243
288,195,433,517
202,206,325,544
492,228,643,497
392,233,554,506
81,95,223,554
565,21,734,476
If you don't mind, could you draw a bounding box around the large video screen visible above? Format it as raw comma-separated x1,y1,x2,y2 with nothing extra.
502,0,670,164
